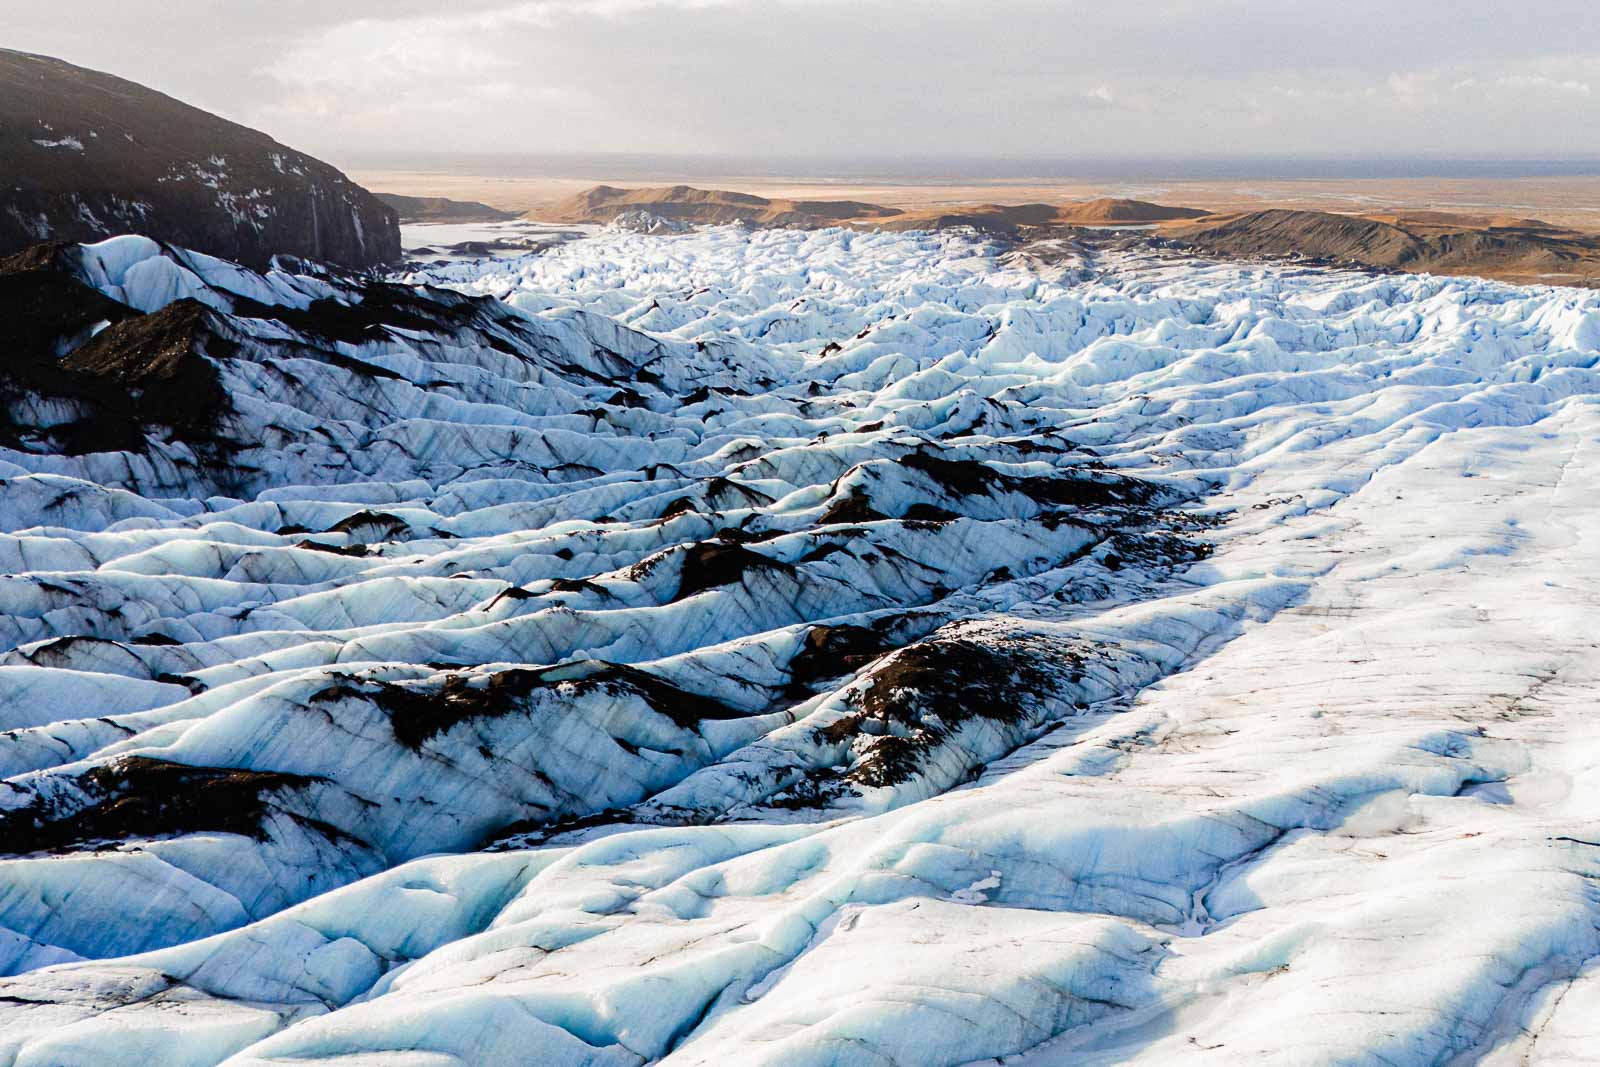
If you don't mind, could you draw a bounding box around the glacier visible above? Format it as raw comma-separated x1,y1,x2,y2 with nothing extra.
0,223,1599,1064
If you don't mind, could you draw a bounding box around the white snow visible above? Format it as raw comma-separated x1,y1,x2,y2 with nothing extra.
1,223,1599,1064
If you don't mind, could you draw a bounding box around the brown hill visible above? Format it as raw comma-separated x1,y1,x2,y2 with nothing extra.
551,186,1208,236
375,194,516,224
1169,209,1600,286
1057,198,1209,224
1170,210,1426,263
1365,211,1567,234
549,185,903,228
0,49,398,269
877,198,1208,234
873,203,1060,234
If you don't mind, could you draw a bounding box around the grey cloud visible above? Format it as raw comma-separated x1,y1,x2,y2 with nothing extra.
7,0,1599,162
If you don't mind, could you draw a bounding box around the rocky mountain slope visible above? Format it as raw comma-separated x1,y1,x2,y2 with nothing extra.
1,225,1600,1064
0,49,398,269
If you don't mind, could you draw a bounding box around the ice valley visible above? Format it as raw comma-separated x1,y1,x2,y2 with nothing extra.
1,223,1600,1064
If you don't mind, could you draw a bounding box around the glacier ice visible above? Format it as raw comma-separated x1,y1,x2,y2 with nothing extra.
0,225,1599,1064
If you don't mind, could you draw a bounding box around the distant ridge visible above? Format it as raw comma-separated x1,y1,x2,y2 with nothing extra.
539,184,1600,286
375,193,516,224
0,49,399,269
1170,208,1600,286
547,185,1206,233
549,184,904,228
1060,197,1210,223
875,197,1208,233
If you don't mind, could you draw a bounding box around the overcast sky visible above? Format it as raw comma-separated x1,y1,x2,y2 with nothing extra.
9,1,1600,166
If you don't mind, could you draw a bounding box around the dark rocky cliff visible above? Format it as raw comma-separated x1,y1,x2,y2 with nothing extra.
0,49,399,270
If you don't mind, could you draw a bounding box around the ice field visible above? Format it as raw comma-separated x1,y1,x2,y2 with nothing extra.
2,224,1600,1064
